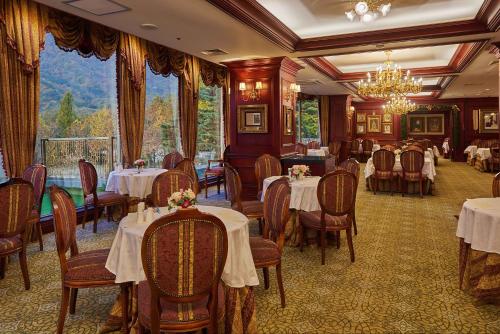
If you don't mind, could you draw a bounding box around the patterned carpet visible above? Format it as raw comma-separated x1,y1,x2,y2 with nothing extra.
1,160,499,333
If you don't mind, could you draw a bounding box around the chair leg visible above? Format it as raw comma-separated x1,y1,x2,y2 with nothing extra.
57,286,71,334
93,206,99,233
352,209,358,236
420,179,423,198
120,283,129,334
335,231,340,249
36,222,44,251
373,178,377,195
69,288,78,314
223,177,227,200
205,174,209,199
276,263,286,308
258,218,263,235
217,176,221,194
82,205,88,229
346,228,355,263
19,248,30,290
321,230,326,265
263,268,270,289
0,257,5,279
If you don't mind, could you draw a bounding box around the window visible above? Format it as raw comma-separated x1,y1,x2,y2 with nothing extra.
36,34,119,215
0,151,6,183
296,98,320,144
141,68,180,168
196,80,223,177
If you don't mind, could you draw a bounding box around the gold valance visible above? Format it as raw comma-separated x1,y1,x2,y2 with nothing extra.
147,42,186,77
200,59,227,87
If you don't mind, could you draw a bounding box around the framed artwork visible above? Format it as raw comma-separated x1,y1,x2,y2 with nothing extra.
367,115,381,133
237,104,268,133
356,112,366,123
426,115,444,135
356,123,366,134
382,123,393,134
479,109,499,133
383,113,393,123
283,106,294,135
408,114,445,135
409,115,426,134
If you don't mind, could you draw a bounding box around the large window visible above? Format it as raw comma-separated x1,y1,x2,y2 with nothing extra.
296,98,320,143
196,80,223,177
141,68,180,167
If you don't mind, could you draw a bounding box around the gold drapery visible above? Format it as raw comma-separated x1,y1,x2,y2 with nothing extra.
222,74,231,147
146,41,186,77
118,33,146,165
319,95,330,146
179,55,200,161
0,0,47,177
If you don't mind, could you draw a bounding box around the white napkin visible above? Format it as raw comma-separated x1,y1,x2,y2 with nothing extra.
146,207,154,224
137,202,145,224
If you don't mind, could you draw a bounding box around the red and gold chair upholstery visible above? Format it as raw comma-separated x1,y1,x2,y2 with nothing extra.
161,151,183,170
372,149,396,195
138,208,228,333
362,139,374,162
329,141,341,161
296,143,308,155
351,139,362,160
149,170,194,207
336,158,360,235
175,158,200,195
489,143,500,172
406,144,424,153
49,185,129,334
299,170,357,265
307,141,320,149
0,179,33,290
204,159,225,199
78,159,128,233
22,163,47,251
250,177,291,307
400,150,426,198
255,154,282,200
493,172,500,198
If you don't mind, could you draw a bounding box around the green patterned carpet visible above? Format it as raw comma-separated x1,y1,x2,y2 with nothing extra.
0,160,499,333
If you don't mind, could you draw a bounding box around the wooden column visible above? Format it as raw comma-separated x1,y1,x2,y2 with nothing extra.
329,95,352,142
491,43,500,139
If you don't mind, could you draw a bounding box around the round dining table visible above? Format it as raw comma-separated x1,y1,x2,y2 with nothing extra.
105,168,167,199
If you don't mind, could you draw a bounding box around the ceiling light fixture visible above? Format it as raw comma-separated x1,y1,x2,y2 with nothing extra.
382,96,417,115
140,23,159,30
345,1,391,23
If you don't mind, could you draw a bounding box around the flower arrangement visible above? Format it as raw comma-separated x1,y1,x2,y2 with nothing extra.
168,188,197,210
290,165,310,180
134,159,145,173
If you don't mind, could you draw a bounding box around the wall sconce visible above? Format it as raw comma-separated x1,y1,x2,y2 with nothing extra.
347,106,355,119
239,81,262,102
285,83,301,102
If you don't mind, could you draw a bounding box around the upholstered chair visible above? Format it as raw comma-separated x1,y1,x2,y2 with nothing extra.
328,141,341,161
22,163,47,251
50,185,129,334
161,151,183,170
175,158,200,195
372,149,397,195
296,143,308,155
138,208,228,334
148,170,194,207
250,177,291,307
299,170,357,265
493,172,500,197
78,159,128,233
362,139,374,162
400,150,425,198
204,159,225,199
351,139,362,160
307,141,320,149
0,179,33,290
255,154,282,200
489,143,500,172
336,158,360,235
340,140,352,163
407,143,424,153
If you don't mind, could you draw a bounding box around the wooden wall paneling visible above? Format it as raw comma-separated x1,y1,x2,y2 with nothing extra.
329,95,351,142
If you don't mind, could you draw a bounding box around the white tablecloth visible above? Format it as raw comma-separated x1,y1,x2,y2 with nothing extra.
476,148,491,160
432,145,440,158
320,146,329,155
364,156,436,182
307,149,326,157
457,198,500,254
464,145,477,155
106,205,259,288
261,175,321,212
105,168,167,198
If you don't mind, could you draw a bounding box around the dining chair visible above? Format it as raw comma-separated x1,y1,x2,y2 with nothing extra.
250,177,290,307
381,144,396,152
22,163,47,251
148,170,194,207
138,207,228,334
299,170,357,265
493,172,500,197
78,159,129,233
296,143,308,155
336,158,360,235
351,139,361,160
489,143,500,172
362,139,374,162
175,158,200,195
400,150,425,198
307,141,320,149
50,185,130,334
372,149,396,195
0,179,33,290
255,154,282,200
328,141,341,161
161,151,183,170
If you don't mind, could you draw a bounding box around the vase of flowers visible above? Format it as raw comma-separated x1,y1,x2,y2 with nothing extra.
168,188,197,210
134,159,145,173
290,165,310,181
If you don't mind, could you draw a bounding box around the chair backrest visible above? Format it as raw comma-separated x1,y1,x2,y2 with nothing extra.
362,139,374,152
329,141,341,156
373,149,395,172
255,154,282,192
78,159,98,197
162,151,183,170
263,177,291,251
317,170,357,217
493,172,500,198
325,156,336,174
141,208,228,314
307,141,320,149
337,158,360,184
296,143,308,155
22,163,47,214
406,145,424,153
490,143,500,158
224,164,242,210
400,150,425,174
175,158,199,194
0,179,33,238
351,139,361,152
150,170,194,207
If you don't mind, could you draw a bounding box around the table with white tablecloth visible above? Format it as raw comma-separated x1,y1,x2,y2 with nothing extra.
456,198,500,299
474,148,492,172
372,144,381,152
307,149,326,157
464,145,478,165
105,168,167,199
320,146,329,155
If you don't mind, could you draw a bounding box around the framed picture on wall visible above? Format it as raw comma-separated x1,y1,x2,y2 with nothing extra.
383,113,392,123
283,106,294,135
367,115,381,133
357,123,366,134
382,123,393,134
479,109,499,133
356,112,366,123
426,115,444,135
237,104,268,133
409,115,426,134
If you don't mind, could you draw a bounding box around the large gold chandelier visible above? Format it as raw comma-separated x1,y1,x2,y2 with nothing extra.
382,96,417,115
357,51,423,99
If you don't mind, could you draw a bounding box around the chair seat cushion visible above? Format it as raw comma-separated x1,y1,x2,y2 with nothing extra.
85,192,127,206
233,201,263,218
65,249,115,282
0,235,22,253
249,237,280,266
205,166,224,176
299,211,350,230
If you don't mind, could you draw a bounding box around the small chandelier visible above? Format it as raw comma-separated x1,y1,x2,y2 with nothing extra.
382,96,417,115
357,50,423,99
345,1,391,23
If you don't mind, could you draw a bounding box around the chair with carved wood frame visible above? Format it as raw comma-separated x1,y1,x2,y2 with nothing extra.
299,170,357,265
147,170,194,207
489,143,500,172
175,158,200,195
336,159,360,235
0,179,33,290
22,164,47,251
137,208,228,334
307,141,320,149
161,151,183,170
372,149,397,195
362,139,374,162
329,141,341,161
400,150,426,198
351,139,362,160
204,159,226,199
250,177,290,307
493,172,500,197
255,154,282,200
296,143,308,155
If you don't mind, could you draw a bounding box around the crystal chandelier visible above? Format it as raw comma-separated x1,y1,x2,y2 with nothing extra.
345,1,391,23
382,96,417,115
357,51,423,99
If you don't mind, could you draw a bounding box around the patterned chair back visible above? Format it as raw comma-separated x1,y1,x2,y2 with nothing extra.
255,154,282,193
362,139,374,152
400,150,424,174
224,164,242,210
22,164,47,214
329,141,341,156
78,159,98,197
263,177,291,250
317,170,356,217
141,208,228,312
150,170,194,207
351,139,361,153
307,141,320,149
296,143,308,155
175,159,199,194
493,172,500,198
337,158,360,184
373,149,395,173
162,151,183,170
0,179,33,238
490,143,500,159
